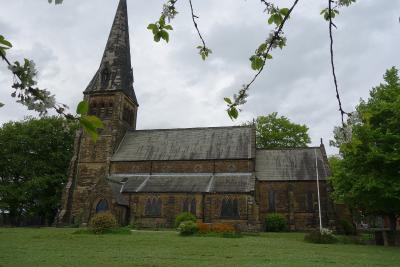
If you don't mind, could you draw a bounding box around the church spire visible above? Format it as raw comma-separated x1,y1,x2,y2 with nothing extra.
84,0,138,105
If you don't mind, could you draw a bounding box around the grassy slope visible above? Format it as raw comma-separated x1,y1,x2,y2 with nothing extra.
0,228,399,267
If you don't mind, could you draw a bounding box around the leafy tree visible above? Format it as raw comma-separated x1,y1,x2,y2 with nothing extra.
246,112,311,149
330,67,400,231
0,117,78,226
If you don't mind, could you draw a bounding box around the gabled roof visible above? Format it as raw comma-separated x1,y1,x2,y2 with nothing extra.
110,173,255,193
111,126,255,161
84,0,138,105
255,147,329,181
107,176,129,206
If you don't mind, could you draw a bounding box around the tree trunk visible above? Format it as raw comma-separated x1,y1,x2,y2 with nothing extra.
388,214,397,232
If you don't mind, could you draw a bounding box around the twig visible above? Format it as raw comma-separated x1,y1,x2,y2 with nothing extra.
0,51,73,119
236,0,300,103
328,0,349,126
188,0,207,48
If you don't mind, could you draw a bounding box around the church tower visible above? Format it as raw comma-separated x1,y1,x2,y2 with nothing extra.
57,0,137,225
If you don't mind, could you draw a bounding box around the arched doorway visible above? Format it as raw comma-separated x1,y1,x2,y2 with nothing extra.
95,199,109,213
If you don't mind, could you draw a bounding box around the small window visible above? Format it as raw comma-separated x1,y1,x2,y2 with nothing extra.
107,102,113,116
190,198,196,216
95,199,109,213
145,197,162,217
220,198,239,218
182,199,189,212
182,198,196,216
101,67,110,87
268,191,276,212
306,191,315,212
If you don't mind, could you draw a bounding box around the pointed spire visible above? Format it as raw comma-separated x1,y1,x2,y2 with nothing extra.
85,0,138,105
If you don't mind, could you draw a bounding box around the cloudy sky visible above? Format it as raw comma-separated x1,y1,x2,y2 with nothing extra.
0,0,399,154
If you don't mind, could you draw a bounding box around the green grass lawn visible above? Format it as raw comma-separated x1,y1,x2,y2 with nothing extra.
0,228,399,267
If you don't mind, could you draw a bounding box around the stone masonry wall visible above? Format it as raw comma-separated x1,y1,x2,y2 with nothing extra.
110,159,254,174
257,180,334,231
128,193,258,231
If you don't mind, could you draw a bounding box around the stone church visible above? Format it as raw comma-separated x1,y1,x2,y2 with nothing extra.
57,0,335,231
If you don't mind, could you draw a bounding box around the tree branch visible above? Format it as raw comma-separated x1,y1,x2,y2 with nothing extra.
188,0,207,49
328,0,349,126
233,0,300,108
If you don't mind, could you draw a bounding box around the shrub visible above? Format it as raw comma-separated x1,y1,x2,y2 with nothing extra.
197,222,211,234
89,212,117,234
338,219,357,236
211,223,236,233
304,228,337,244
178,221,198,236
265,213,287,232
175,212,196,228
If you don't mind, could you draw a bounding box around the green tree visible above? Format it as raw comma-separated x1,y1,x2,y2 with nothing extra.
0,117,78,226
330,67,400,231
246,112,311,149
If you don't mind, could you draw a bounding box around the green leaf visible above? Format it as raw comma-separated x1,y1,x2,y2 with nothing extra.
266,53,273,59
228,107,239,120
84,115,104,129
154,32,162,42
76,100,89,115
79,117,98,141
279,8,290,17
147,24,157,30
0,35,12,49
250,56,264,70
79,115,103,142
224,97,232,105
267,15,274,25
164,25,173,30
159,15,166,27
0,102,4,108
257,43,267,54
160,30,169,43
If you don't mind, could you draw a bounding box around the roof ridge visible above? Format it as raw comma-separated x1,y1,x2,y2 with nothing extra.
256,146,321,151
127,125,253,133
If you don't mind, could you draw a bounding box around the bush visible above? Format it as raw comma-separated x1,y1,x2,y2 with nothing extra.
175,212,196,228
211,223,236,233
304,228,337,244
338,219,357,236
89,212,117,234
197,222,211,234
178,221,198,236
265,213,287,232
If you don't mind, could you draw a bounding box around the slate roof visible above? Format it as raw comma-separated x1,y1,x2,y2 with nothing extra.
84,0,138,105
111,126,255,161
255,147,329,181
107,176,129,206
109,173,255,193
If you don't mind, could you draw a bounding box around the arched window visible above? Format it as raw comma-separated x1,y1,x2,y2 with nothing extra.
96,199,109,213
190,198,196,216
90,101,97,115
145,197,162,217
99,101,105,118
220,198,239,218
182,199,189,212
182,198,196,216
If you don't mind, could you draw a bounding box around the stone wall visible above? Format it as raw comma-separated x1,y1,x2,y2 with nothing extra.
57,91,137,226
127,193,259,231
110,159,254,174
257,180,335,231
